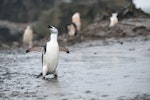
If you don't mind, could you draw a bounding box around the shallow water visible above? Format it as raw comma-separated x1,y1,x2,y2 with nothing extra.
0,37,150,100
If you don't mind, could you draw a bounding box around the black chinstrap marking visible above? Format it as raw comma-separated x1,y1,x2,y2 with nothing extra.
48,25,52,28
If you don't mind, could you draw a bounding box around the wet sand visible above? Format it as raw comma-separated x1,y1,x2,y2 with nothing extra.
0,36,150,100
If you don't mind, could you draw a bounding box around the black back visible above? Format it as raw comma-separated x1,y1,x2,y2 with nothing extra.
42,45,47,66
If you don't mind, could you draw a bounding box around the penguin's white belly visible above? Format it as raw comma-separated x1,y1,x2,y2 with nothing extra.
23,30,33,44
110,17,118,27
43,43,59,73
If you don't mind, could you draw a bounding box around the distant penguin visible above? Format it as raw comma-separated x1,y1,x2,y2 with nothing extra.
109,13,118,27
23,26,33,48
26,25,69,79
67,22,77,36
72,12,81,31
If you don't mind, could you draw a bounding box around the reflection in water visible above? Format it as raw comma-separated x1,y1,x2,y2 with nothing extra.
41,78,61,94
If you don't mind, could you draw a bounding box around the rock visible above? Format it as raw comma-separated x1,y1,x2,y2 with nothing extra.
0,21,24,44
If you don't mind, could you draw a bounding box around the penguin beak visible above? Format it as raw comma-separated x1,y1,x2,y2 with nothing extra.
48,25,52,28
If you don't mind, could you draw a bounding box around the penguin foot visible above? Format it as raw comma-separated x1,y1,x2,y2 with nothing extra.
42,76,46,80
54,74,58,78
53,71,58,78
36,73,42,78
42,77,50,81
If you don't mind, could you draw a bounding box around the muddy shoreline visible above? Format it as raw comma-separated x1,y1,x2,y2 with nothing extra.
0,17,150,100
0,35,150,100
0,18,150,50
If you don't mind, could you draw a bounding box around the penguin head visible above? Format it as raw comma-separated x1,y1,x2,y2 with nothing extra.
48,25,58,34
112,13,118,17
26,25,31,29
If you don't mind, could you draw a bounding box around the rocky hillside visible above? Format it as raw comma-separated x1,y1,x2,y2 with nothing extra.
0,0,55,22
0,0,149,47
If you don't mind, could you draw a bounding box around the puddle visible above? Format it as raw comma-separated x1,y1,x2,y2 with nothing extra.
0,37,150,100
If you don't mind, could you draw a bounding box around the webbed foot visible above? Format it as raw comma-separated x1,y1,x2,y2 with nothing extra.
36,72,42,78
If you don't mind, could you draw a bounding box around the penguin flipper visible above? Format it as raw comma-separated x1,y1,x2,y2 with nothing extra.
26,46,70,53
59,47,69,53
26,47,44,53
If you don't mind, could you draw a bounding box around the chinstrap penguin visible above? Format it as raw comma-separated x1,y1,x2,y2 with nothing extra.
67,22,77,36
72,12,81,31
109,13,118,27
42,25,59,79
26,25,69,79
23,26,33,48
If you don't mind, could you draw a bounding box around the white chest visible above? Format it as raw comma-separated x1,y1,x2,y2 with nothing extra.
109,16,118,27
23,29,33,42
43,41,59,72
